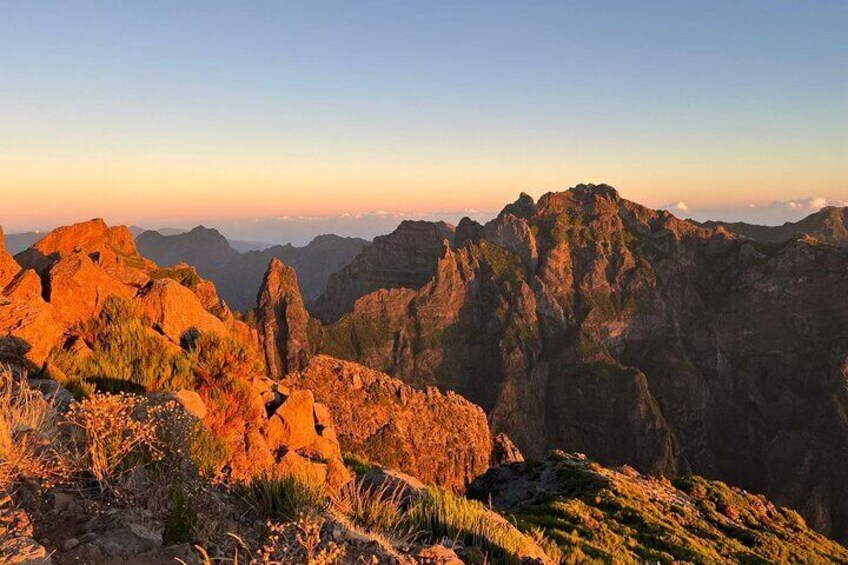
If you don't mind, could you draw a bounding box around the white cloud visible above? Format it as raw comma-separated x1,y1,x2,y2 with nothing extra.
660,201,690,213
690,196,848,225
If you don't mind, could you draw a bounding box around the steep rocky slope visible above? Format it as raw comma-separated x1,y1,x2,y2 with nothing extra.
284,355,497,492
469,452,848,564
315,185,848,542
137,227,367,311
699,205,848,247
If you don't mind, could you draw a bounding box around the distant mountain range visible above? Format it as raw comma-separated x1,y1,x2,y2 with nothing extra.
136,227,368,311
696,206,848,247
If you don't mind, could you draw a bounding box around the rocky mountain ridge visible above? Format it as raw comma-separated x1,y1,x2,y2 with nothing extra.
309,184,848,543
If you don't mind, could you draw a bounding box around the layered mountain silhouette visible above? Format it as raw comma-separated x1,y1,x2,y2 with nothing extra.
136,226,367,311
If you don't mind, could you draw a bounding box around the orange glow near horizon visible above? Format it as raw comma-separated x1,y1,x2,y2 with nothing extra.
3,146,846,230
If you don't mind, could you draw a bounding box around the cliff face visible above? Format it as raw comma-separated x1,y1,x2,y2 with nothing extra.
313,220,456,323
283,355,495,492
315,185,848,541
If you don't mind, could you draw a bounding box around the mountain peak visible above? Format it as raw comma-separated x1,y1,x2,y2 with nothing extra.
15,219,146,276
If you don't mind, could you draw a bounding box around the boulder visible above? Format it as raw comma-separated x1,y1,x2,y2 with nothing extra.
413,545,464,565
44,251,134,327
361,468,426,506
136,278,227,344
266,390,320,451
0,271,64,366
492,433,524,466
74,515,163,557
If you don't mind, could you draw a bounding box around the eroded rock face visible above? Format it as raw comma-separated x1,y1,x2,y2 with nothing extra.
314,220,456,323
255,259,311,378
314,185,848,541
284,355,493,492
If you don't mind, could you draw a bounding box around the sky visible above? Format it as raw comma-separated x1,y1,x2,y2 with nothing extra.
1,1,846,241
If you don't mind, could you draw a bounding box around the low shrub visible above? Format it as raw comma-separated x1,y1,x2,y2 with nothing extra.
237,472,327,522
189,423,230,479
187,332,263,391
52,297,194,393
331,479,415,545
65,393,162,488
407,487,546,564
0,370,64,489
163,483,199,544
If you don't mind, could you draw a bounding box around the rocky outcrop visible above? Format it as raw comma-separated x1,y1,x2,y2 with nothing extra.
314,184,848,542
469,451,848,564
491,433,523,466
314,221,456,323
236,377,350,490
138,227,367,311
0,226,22,290
284,355,493,492
136,279,227,345
16,219,154,285
255,259,311,378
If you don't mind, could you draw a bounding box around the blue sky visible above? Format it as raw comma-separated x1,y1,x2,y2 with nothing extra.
1,1,846,238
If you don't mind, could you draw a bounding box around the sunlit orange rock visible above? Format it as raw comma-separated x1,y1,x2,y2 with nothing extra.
0,270,63,366
16,219,153,283
136,278,227,344
45,251,135,328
